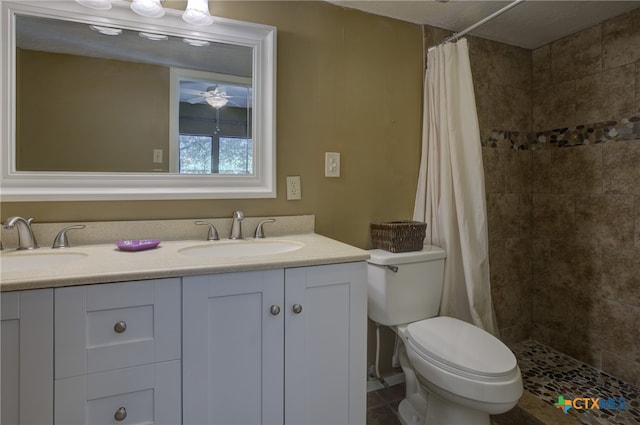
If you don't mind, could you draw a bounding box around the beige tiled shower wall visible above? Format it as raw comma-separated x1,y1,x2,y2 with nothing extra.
530,8,640,388
470,37,534,347
425,7,640,386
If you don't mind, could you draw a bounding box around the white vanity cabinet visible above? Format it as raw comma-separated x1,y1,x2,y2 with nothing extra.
182,262,367,425
284,263,367,425
182,269,285,425
1,255,367,425
53,278,181,425
0,289,54,425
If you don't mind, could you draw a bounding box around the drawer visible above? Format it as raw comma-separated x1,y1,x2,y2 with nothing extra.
55,360,181,425
55,278,180,379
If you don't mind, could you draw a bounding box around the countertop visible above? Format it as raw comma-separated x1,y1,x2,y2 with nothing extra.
0,233,370,292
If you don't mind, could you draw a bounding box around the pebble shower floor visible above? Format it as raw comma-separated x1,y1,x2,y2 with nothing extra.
511,340,640,425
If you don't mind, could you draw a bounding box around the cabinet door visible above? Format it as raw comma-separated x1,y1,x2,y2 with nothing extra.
182,270,284,425
55,278,181,378
54,360,181,425
284,262,367,425
1,289,54,425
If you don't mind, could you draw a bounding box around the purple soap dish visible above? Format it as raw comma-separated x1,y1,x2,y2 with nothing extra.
115,239,161,252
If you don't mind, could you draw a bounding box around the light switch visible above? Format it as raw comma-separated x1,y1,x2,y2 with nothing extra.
325,152,340,177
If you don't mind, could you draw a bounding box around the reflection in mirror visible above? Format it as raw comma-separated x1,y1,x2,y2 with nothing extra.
16,14,253,174
172,69,252,174
1,0,276,200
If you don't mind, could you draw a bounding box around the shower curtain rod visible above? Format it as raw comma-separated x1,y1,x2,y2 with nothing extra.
427,0,526,52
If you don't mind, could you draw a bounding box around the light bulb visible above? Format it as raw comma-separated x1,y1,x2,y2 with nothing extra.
183,38,210,47
76,0,112,10
182,0,213,26
139,32,169,41
130,0,165,18
89,25,123,36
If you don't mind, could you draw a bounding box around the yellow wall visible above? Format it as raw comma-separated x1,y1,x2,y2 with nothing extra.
1,1,424,249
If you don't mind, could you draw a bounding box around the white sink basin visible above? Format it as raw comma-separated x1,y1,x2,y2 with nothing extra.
1,251,87,273
179,240,304,258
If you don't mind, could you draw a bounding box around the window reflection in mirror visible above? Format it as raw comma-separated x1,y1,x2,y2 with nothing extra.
173,71,253,174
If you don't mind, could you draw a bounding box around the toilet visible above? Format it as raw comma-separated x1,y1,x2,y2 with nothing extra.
367,246,523,425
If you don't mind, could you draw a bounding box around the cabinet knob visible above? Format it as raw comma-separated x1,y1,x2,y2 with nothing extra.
292,304,303,314
114,407,127,422
270,305,281,316
114,321,127,333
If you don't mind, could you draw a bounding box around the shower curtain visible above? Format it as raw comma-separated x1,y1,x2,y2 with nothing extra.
413,38,499,336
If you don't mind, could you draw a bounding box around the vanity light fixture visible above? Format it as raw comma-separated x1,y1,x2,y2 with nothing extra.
77,0,214,27
89,25,122,36
75,0,112,10
183,38,210,47
139,31,169,41
130,0,165,18
182,0,213,26
205,96,229,109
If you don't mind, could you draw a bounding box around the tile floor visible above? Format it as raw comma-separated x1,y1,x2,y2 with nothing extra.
511,340,640,425
366,340,640,425
366,382,404,425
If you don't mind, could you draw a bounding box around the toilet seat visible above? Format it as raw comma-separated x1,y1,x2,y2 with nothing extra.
406,316,518,381
402,316,522,405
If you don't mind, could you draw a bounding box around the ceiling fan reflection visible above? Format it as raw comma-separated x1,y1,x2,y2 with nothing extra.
184,85,238,108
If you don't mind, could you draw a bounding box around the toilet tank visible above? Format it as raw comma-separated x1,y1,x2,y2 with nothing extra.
367,246,446,326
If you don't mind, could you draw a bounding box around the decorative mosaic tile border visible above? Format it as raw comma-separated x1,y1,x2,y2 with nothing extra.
481,114,640,150
481,129,531,150
511,340,640,425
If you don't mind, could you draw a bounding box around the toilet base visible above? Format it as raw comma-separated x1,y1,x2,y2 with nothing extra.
397,392,490,425
398,399,424,425
423,388,490,425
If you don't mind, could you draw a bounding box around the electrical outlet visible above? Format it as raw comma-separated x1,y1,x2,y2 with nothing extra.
153,149,163,163
286,176,301,200
325,152,340,177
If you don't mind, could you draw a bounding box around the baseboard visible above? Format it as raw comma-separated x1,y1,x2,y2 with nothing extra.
367,372,405,392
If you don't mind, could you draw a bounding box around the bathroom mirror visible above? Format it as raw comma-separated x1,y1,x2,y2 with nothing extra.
0,0,276,200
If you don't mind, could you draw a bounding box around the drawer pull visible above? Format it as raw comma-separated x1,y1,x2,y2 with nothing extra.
292,304,303,314
270,305,281,316
114,407,127,422
114,321,127,334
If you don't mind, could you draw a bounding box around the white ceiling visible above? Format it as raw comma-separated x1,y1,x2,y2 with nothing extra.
328,0,640,50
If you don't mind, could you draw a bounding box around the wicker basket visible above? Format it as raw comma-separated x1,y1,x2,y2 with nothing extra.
370,220,427,253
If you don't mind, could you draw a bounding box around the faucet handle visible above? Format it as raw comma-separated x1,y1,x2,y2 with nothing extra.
195,221,219,241
52,224,86,249
254,219,276,239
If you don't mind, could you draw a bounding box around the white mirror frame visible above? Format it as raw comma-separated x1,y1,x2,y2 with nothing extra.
0,0,276,201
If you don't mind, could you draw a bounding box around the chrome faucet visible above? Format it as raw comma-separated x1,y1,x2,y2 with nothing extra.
2,216,39,250
229,211,245,240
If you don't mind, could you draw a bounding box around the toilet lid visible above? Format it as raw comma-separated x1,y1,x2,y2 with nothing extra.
406,316,518,379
